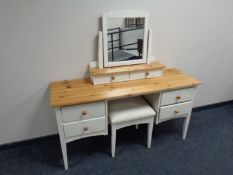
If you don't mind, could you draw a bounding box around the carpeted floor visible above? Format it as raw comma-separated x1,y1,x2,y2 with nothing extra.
0,103,232,175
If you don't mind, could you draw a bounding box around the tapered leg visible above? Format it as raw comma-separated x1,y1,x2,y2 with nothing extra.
55,108,68,170
182,115,191,140
60,140,68,170
147,118,154,148
111,126,116,157
136,124,139,130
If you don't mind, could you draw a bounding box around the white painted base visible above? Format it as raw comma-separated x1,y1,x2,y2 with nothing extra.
90,68,163,85
143,87,197,139
54,101,108,170
111,117,154,157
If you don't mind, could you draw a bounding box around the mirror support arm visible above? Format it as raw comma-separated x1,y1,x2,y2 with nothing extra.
98,31,104,69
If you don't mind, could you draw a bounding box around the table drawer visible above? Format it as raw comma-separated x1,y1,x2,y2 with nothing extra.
159,102,192,120
111,72,130,83
61,101,105,123
91,73,130,85
146,69,163,78
63,117,106,138
161,88,195,106
91,75,111,85
130,69,163,80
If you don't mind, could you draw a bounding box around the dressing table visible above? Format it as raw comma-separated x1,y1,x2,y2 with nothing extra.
50,10,201,169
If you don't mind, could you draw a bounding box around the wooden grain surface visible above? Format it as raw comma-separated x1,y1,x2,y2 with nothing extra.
90,61,166,76
50,68,201,107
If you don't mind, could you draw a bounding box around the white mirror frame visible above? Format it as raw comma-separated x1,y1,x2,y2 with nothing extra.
102,10,149,67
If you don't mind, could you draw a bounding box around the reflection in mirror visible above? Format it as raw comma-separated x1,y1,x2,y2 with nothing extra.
107,18,145,62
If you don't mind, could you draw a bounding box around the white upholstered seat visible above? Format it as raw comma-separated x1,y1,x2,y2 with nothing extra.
109,96,156,157
109,96,156,124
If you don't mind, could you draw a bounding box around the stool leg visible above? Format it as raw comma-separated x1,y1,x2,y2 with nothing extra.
111,125,116,157
147,118,154,148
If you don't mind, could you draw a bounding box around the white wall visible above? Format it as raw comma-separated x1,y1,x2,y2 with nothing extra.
0,0,233,145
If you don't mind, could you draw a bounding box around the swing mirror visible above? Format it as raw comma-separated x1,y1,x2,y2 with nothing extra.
102,11,149,67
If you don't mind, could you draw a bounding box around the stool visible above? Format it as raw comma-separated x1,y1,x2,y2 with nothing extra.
109,96,156,157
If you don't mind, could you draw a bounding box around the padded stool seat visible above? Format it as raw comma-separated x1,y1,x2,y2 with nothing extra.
109,96,156,157
109,96,156,124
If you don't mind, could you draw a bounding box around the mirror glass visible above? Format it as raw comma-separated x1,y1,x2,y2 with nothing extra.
107,17,145,62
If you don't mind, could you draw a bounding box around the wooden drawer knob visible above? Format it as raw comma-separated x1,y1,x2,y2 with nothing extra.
176,96,181,100
111,75,115,80
174,110,180,114
83,127,88,131
82,111,87,116
145,72,150,76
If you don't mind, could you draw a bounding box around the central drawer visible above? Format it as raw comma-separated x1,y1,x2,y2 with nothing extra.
130,69,162,80
111,72,130,83
63,117,106,138
61,101,105,123
159,101,192,120
160,88,195,106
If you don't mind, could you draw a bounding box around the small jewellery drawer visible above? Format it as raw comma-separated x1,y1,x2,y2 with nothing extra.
110,72,129,83
130,70,163,80
91,73,129,85
91,75,111,85
61,101,105,123
63,117,106,138
160,88,195,106
145,69,163,78
159,102,192,120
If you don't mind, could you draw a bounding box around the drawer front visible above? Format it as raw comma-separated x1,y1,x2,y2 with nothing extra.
61,101,105,123
63,117,106,138
146,69,163,78
159,102,192,120
161,88,195,106
130,71,145,80
91,75,111,85
130,70,163,80
111,72,129,83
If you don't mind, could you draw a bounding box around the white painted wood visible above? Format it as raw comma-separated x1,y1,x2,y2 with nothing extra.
159,101,192,120
147,117,154,148
102,10,149,67
145,87,198,139
129,71,146,80
110,117,154,157
143,93,161,124
182,115,191,140
160,88,195,106
55,108,68,170
143,93,161,111
111,125,116,158
65,130,107,143
109,96,155,157
61,101,105,123
146,69,163,78
182,87,197,139
129,69,163,81
54,100,108,169
147,29,153,63
63,117,106,138
91,72,130,85
111,72,130,83
105,100,108,136
91,75,111,85
98,31,103,69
